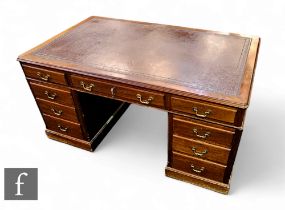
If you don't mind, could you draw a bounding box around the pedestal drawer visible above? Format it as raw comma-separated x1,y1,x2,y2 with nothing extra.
30,82,74,107
23,64,67,85
171,96,237,124
43,114,83,139
173,115,235,148
37,99,79,122
171,151,227,182
172,135,230,165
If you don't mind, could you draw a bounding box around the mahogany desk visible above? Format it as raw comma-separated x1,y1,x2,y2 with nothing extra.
17,16,260,194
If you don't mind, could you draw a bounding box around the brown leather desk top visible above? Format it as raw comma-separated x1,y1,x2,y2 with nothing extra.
18,16,259,108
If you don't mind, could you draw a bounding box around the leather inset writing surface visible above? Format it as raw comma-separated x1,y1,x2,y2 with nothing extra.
33,18,251,96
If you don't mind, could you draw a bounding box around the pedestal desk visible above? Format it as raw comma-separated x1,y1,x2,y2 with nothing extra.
17,16,260,194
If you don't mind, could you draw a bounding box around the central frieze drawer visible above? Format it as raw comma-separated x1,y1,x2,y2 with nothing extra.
70,75,114,96
115,86,165,109
70,75,165,109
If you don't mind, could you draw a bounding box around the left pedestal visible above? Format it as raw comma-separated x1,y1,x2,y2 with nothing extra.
21,63,129,151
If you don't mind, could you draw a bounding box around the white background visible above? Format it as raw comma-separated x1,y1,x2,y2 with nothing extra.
0,0,285,209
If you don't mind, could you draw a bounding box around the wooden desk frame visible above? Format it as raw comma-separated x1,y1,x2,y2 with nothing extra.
18,16,260,194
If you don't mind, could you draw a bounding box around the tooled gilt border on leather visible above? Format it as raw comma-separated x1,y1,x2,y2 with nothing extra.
33,18,251,96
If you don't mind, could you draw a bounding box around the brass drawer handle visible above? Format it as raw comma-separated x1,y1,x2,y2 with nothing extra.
136,94,154,105
44,91,57,100
192,107,211,118
192,147,208,157
193,128,210,139
190,164,205,173
57,124,68,132
51,108,63,116
111,87,116,97
80,81,95,91
37,72,50,81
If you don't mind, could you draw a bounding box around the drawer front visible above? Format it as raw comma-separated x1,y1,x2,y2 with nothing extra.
172,135,230,165
70,75,114,96
70,75,165,109
43,114,83,139
173,115,235,148
171,96,237,124
37,99,79,122
30,82,74,107
23,65,67,85
171,151,226,182
115,86,165,109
